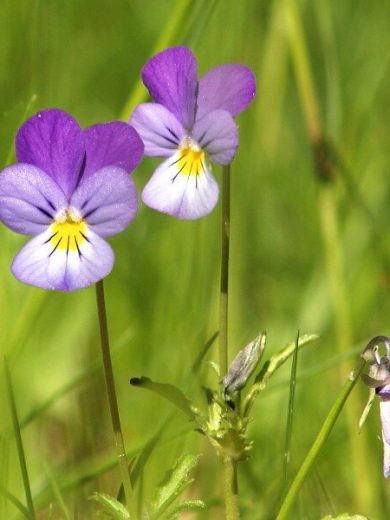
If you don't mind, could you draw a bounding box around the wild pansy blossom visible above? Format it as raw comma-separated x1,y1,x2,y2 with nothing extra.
363,337,390,477
130,46,256,219
0,109,143,291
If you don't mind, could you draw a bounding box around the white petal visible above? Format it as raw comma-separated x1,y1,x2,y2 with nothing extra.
141,150,219,220
12,225,114,291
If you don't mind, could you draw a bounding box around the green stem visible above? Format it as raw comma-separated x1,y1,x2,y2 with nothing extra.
4,360,35,520
276,354,366,520
223,457,239,520
219,164,230,377
219,165,239,519
95,281,134,518
318,185,376,511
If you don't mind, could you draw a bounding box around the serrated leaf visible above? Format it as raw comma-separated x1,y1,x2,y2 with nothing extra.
150,454,200,519
90,492,129,519
130,377,199,422
165,499,206,519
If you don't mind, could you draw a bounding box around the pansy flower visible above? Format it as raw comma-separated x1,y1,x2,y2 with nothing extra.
0,109,143,291
130,46,256,219
362,337,390,477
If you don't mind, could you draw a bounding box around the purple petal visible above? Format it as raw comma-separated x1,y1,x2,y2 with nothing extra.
142,46,198,129
70,166,138,237
16,109,85,199
82,122,144,178
377,383,390,397
12,225,114,291
142,151,219,219
0,163,67,235
380,398,390,477
192,110,238,164
130,103,185,157
197,64,256,120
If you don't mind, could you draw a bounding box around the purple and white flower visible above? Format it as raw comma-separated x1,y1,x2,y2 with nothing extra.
130,46,256,219
362,336,390,477
0,109,144,291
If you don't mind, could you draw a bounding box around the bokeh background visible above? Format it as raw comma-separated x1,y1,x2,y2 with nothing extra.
1,0,390,518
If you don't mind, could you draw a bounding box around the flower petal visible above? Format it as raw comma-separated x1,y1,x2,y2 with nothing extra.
70,166,138,237
142,151,219,219
12,225,114,291
192,110,238,164
82,122,144,178
197,64,256,120
380,398,390,477
16,109,85,199
142,46,198,129
130,103,185,157
0,163,68,235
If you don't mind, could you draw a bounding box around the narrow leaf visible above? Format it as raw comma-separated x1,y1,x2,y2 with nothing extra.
243,334,318,416
0,485,30,518
4,359,35,519
130,377,199,422
282,331,299,495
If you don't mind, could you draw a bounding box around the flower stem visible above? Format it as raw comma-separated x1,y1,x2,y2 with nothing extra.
219,164,230,377
219,164,239,520
276,354,366,520
223,457,239,520
95,281,134,517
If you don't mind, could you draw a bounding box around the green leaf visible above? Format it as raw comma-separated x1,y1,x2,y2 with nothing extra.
90,492,129,519
164,499,206,519
150,454,200,519
130,377,199,422
243,333,318,416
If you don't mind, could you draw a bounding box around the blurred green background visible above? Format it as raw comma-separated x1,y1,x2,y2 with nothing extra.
1,0,390,518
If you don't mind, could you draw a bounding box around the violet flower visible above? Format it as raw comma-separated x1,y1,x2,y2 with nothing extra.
0,109,144,291
362,337,390,477
130,46,256,219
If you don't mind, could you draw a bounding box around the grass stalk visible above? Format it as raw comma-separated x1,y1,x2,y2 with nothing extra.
282,331,299,495
276,354,366,519
95,281,135,518
4,360,35,520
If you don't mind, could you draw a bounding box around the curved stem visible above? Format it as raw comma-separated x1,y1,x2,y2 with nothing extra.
95,281,134,517
276,354,366,520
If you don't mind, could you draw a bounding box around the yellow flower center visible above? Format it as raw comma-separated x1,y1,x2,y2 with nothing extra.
50,209,87,254
177,145,206,177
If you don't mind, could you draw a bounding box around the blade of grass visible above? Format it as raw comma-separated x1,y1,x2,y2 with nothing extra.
0,485,30,519
276,354,366,519
4,359,35,520
282,331,299,496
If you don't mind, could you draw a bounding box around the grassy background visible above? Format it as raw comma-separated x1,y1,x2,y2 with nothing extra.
1,0,390,518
